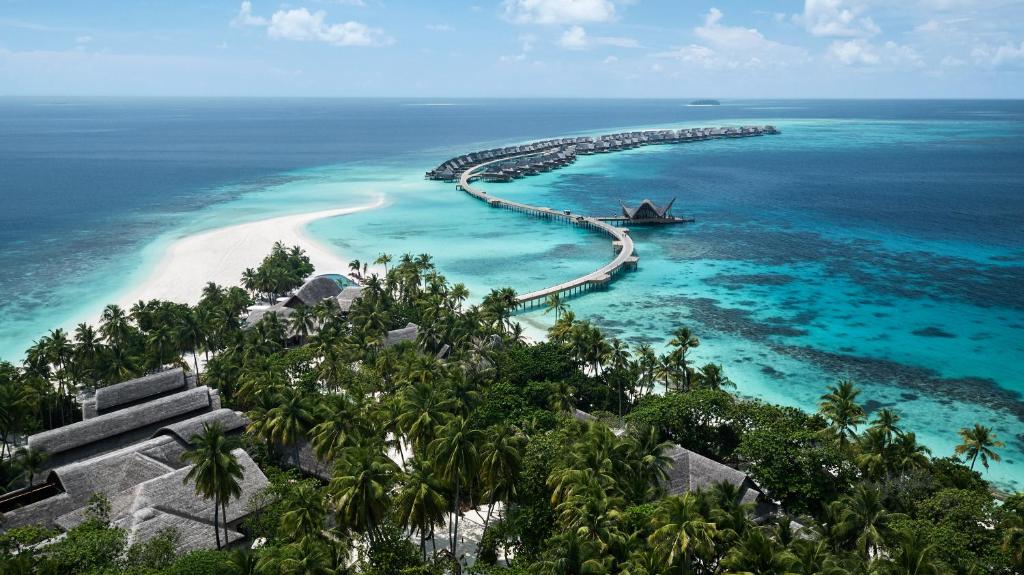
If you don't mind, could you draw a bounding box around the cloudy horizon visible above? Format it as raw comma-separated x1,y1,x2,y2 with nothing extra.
1,0,1021,98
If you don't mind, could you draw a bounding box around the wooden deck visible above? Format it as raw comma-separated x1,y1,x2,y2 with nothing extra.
458,157,638,310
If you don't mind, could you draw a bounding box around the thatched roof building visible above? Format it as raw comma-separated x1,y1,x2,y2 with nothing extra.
384,323,419,347
621,198,677,221
28,385,222,470
81,367,195,419
0,408,258,549
334,286,364,313
284,275,344,309
662,445,774,516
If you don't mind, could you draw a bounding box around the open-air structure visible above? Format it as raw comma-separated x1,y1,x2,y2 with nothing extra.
597,198,694,225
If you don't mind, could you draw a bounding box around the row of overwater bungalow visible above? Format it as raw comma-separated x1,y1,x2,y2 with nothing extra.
425,125,779,182
479,146,578,183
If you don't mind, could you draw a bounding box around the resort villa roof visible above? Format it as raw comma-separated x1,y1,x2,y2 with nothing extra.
662,445,775,516
622,198,676,221
334,285,364,313
83,367,195,418
384,323,419,347
0,408,258,548
285,275,344,308
28,384,223,469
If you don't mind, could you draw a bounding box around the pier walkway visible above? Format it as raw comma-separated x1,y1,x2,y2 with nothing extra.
458,157,637,310
442,125,780,311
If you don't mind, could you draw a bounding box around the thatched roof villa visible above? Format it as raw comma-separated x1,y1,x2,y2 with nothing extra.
0,369,271,553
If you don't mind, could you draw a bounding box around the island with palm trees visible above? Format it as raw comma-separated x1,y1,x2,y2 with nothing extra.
0,245,1020,574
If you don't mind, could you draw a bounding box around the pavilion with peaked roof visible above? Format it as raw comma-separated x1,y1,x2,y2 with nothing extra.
596,198,693,225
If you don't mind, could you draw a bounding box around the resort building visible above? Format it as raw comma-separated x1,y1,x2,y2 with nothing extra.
620,198,678,223
662,445,776,518
0,369,270,553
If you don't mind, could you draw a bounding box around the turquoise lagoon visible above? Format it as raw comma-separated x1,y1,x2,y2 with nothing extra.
0,99,1021,489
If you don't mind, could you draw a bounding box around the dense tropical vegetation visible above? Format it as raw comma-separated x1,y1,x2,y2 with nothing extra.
0,245,1020,574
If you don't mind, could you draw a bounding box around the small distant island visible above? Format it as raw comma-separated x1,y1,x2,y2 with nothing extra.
688,99,721,106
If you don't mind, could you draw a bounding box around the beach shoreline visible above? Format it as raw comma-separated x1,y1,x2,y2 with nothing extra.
112,196,386,308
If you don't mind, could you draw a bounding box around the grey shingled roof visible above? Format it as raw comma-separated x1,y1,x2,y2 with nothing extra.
662,445,761,506
334,286,364,313
28,387,216,459
57,449,268,553
244,303,294,327
153,409,247,445
384,323,419,347
287,275,342,308
95,368,188,413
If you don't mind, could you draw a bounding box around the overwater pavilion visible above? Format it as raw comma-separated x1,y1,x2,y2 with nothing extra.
598,198,694,225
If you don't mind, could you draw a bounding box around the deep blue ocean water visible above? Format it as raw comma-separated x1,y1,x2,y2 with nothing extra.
1,98,1022,488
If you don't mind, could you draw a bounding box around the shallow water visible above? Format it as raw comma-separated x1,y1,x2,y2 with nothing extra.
1,99,1022,488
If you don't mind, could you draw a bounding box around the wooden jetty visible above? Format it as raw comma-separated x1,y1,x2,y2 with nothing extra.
441,125,780,311
459,157,638,311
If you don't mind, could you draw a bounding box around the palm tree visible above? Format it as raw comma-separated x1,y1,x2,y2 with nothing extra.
548,380,576,413
289,306,316,343
648,493,717,575
394,459,448,560
834,483,901,559
534,529,610,575
695,363,734,391
955,423,1004,471
634,343,658,397
397,381,456,454
375,253,392,276
280,481,327,543
176,307,206,382
479,424,525,530
265,387,315,465
878,528,949,575
818,380,866,449
720,527,799,574
429,415,483,556
14,447,48,487
667,327,700,390
544,293,568,321
869,408,903,443
182,422,245,550
328,441,399,544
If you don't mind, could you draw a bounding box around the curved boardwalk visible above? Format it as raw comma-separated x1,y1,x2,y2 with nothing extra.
459,157,637,310
444,125,780,311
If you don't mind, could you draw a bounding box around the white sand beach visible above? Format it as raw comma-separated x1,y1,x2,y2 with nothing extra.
114,196,386,307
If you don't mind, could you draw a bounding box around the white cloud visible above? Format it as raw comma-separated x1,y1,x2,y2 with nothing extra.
519,33,537,52
602,55,618,64
503,0,616,24
231,1,267,27
796,0,880,38
915,19,941,32
655,8,806,70
559,26,588,49
827,39,923,67
267,8,390,46
972,40,1024,67
75,35,93,45
426,24,453,32
230,3,391,47
557,25,637,50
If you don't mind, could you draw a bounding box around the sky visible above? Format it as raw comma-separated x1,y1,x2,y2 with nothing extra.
0,0,1022,98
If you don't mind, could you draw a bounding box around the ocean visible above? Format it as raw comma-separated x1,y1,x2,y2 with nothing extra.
1,98,1022,489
